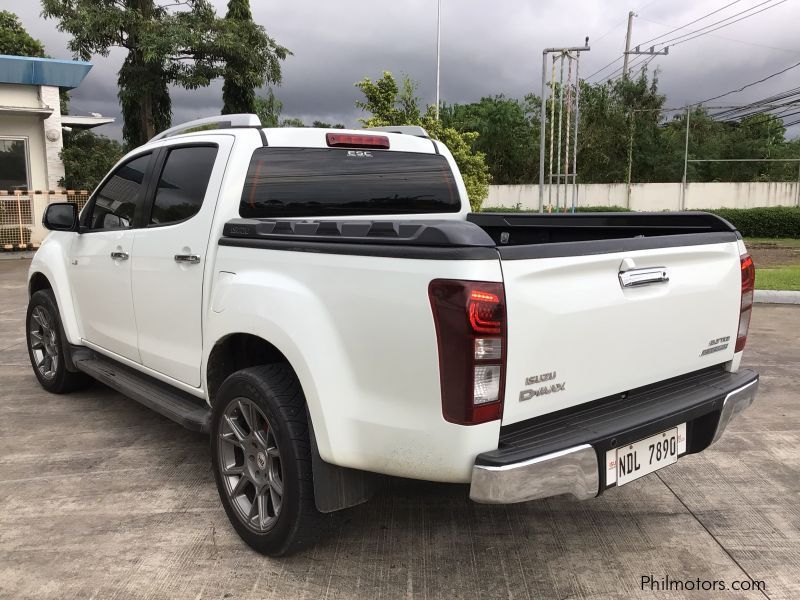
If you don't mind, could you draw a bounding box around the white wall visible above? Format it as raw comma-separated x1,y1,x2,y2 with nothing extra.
486,182,800,211
0,84,40,108
40,85,65,191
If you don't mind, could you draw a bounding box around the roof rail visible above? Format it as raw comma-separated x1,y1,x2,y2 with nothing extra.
150,114,262,142
365,125,430,139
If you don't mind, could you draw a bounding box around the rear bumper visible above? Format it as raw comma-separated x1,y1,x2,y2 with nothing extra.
470,367,758,504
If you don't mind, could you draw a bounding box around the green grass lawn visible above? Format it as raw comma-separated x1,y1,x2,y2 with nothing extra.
755,266,800,291
745,237,800,248
743,238,800,290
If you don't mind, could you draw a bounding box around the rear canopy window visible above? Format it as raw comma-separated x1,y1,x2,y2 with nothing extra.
240,147,460,218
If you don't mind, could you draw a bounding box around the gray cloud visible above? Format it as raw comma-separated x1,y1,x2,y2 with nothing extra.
8,0,800,139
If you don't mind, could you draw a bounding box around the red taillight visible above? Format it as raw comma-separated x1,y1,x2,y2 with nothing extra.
469,290,503,334
429,280,506,425
325,133,390,149
736,253,755,352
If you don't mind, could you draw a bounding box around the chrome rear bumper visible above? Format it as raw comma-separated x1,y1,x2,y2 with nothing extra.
470,373,758,504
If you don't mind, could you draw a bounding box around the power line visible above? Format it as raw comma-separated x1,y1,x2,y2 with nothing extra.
715,105,800,131
637,16,800,54
634,0,744,47
651,0,779,47
692,59,800,105
585,0,672,80
661,0,790,49
713,87,800,111
592,17,629,44
589,0,782,84
711,87,800,118
603,53,654,83
585,55,624,80
588,0,791,88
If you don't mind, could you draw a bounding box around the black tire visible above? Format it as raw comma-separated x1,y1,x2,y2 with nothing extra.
26,289,91,394
210,364,325,556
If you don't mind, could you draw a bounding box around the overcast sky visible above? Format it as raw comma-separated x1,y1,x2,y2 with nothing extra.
8,0,800,139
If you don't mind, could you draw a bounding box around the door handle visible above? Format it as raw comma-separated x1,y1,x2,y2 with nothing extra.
174,254,201,264
110,251,129,261
619,266,669,288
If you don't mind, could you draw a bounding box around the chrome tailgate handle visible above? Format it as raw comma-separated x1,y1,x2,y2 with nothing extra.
619,266,669,288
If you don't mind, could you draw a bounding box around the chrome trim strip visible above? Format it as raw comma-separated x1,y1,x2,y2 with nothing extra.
470,444,598,504
711,377,759,444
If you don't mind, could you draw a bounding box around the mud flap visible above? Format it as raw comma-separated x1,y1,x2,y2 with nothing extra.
307,411,378,513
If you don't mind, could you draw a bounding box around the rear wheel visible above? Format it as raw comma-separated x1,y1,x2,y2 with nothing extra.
210,364,325,556
26,290,91,393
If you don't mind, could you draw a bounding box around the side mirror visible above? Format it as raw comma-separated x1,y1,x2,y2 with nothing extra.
42,202,79,232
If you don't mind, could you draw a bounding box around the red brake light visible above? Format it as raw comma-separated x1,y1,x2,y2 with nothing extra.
326,133,390,149
736,253,755,353
429,280,506,425
469,290,503,334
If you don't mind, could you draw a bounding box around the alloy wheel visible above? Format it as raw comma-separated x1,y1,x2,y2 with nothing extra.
29,306,59,380
218,398,284,532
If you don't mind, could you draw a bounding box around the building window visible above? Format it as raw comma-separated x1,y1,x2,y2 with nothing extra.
0,138,30,191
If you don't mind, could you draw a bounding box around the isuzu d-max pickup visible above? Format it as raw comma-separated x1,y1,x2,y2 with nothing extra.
27,114,758,556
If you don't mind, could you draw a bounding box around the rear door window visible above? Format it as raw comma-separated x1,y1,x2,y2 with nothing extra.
240,148,460,218
149,145,218,226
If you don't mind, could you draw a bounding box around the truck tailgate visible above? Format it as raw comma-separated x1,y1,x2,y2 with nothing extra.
500,240,742,425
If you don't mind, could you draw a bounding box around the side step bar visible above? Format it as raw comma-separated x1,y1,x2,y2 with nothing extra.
72,348,211,433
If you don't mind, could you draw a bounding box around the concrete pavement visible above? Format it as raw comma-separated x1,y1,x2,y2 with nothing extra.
0,258,798,599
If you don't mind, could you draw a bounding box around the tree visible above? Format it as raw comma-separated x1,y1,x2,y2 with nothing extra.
0,11,71,114
355,72,491,210
221,0,256,114
42,0,289,147
59,130,125,191
441,95,539,184
254,88,283,127
312,121,345,129
0,11,46,57
253,90,324,127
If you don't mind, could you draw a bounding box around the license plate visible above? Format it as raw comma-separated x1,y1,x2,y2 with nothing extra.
607,424,686,487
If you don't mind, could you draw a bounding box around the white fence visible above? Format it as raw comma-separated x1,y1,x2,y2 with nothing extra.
486,181,800,211
1,192,89,250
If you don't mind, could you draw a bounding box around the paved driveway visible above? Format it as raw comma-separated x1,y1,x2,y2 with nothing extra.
1,257,798,599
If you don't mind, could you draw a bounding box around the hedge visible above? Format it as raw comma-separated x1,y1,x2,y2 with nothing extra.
704,207,800,239
481,205,800,238
483,205,631,213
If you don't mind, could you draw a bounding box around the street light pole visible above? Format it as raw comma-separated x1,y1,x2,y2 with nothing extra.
435,0,441,120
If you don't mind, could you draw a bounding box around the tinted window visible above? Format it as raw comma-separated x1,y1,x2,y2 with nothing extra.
240,148,460,218
150,146,218,225
86,153,151,230
0,138,29,190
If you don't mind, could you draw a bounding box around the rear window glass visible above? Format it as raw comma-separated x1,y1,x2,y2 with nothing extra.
240,147,460,218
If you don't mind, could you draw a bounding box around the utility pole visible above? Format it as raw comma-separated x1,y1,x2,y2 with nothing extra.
681,106,691,210
622,11,635,80
622,11,669,80
435,0,441,120
626,110,635,208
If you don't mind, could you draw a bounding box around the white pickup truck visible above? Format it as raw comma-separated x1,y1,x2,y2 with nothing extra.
27,114,758,556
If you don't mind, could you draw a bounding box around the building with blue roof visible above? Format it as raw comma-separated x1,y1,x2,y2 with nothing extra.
0,55,113,192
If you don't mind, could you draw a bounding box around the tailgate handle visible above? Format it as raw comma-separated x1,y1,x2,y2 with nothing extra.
619,266,669,288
